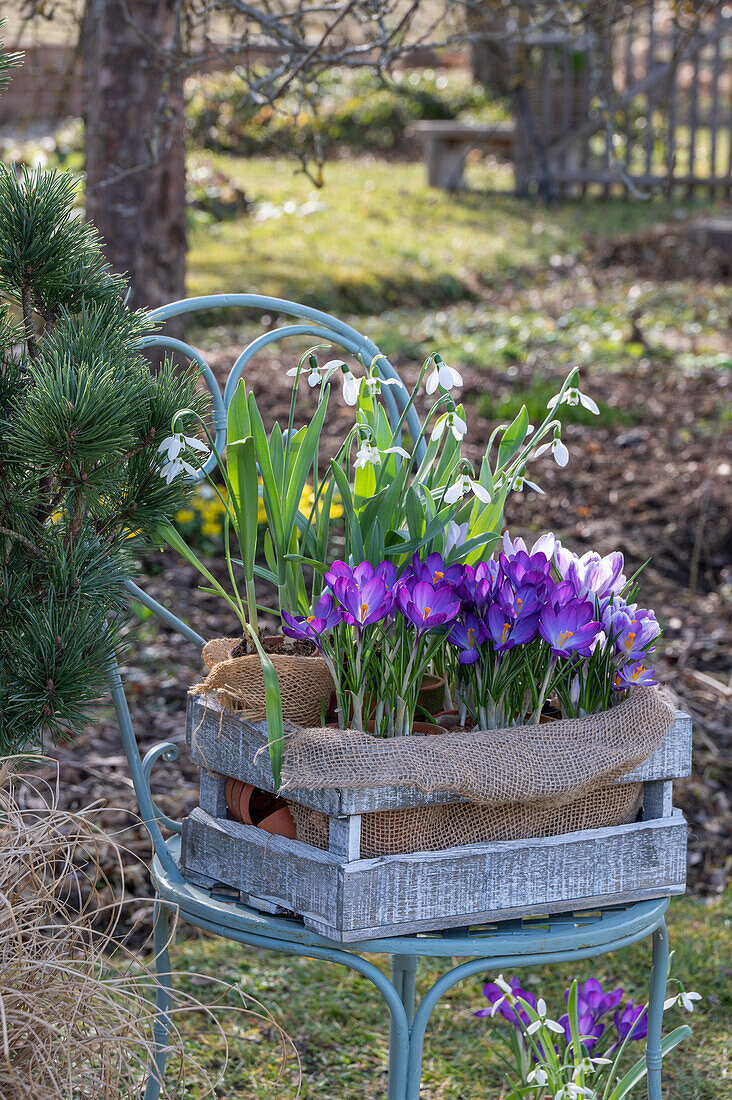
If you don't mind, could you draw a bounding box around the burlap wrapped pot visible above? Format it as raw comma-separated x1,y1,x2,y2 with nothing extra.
191,637,335,727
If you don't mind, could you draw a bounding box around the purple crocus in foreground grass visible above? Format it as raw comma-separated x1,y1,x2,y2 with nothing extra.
613,1000,648,1044
474,977,536,1028
282,593,342,648
539,599,601,659
396,578,460,635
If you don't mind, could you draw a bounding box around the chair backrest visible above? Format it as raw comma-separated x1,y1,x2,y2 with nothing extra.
125,293,421,646
115,294,420,879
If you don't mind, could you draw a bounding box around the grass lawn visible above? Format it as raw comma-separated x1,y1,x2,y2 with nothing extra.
186,152,725,317
166,894,730,1099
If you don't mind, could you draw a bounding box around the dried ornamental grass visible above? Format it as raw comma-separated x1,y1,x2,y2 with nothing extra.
0,761,298,1099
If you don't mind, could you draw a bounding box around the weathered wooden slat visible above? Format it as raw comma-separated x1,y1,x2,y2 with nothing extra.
642,780,673,821
331,811,688,941
187,696,692,815
181,807,687,942
181,807,340,924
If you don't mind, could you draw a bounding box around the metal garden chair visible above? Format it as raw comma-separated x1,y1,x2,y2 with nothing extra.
109,293,673,1100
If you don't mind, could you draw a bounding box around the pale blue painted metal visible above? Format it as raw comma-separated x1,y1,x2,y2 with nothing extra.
111,296,675,1099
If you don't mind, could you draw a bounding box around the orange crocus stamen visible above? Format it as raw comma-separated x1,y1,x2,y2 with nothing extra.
360,602,369,620
501,622,510,644
423,606,431,619
624,632,636,650
557,629,574,647
307,615,316,624
467,628,475,648
434,570,444,581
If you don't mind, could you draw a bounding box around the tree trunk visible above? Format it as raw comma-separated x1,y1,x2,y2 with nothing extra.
468,1,513,95
82,0,186,323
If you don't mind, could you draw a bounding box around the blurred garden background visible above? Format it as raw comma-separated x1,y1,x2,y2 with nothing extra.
1,1,730,1096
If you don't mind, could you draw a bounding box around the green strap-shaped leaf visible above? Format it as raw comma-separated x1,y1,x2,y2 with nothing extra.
226,380,251,506
246,628,285,788
606,1026,691,1100
497,405,529,470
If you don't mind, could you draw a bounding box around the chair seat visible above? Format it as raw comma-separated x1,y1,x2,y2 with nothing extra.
154,835,669,959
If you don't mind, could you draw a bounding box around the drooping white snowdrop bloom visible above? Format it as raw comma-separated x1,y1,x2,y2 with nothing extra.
547,385,599,415
444,474,492,505
431,411,468,443
425,358,463,395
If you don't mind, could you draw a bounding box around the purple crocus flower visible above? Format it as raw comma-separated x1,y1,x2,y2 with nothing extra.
396,579,460,635
486,604,540,652
539,599,601,658
558,1012,604,1050
282,593,342,647
569,978,624,1020
554,544,627,601
474,977,536,1028
614,610,661,660
448,614,488,664
499,550,552,589
411,551,465,589
612,662,658,690
614,1001,648,1043
498,581,549,621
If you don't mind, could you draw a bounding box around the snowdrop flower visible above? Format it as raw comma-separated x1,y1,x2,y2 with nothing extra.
535,432,570,467
494,975,514,995
664,990,702,1012
526,998,565,1036
339,366,360,406
573,1058,610,1080
353,440,409,469
158,434,208,484
160,456,198,484
444,473,492,505
431,411,468,443
158,433,209,462
554,1085,593,1099
425,356,463,395
361,372,403,396
527,1067,549,1087
547,385,600,415
514,473,544,495
286,363,322,387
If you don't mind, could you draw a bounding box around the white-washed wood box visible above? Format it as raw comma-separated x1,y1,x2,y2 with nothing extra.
181,696,691,942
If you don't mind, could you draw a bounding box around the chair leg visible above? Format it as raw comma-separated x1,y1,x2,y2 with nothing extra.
144,902,173,1100
646,919,669,1100
388,955,417,1100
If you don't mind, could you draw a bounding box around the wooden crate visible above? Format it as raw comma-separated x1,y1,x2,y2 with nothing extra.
181,696,691,942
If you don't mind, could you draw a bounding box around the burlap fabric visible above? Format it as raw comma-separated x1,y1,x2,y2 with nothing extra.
281,687,675,856
191,637,334,727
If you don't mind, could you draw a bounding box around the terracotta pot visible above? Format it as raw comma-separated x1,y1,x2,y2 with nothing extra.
224,778,297,839
434,708,461,730
416,673,445,715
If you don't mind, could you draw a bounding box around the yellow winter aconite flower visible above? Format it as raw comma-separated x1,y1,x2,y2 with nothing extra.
201,521,223,537
175,509,195,524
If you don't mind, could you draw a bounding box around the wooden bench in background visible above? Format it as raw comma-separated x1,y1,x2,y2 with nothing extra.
409,120,515,192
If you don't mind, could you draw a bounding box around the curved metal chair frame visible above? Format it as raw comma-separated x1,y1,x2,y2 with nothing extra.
108,294,672,1100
